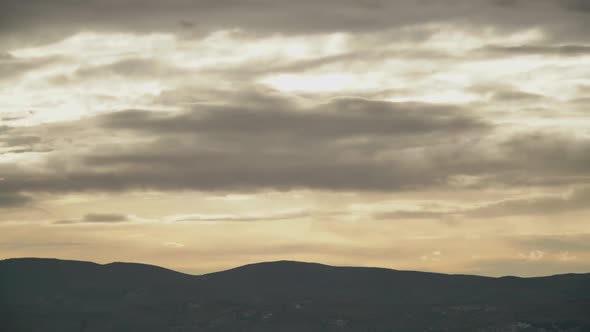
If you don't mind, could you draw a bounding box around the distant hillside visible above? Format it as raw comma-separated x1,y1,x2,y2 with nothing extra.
1,258,589,332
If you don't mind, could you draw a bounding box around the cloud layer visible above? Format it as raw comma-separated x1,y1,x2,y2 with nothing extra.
2,0,589,48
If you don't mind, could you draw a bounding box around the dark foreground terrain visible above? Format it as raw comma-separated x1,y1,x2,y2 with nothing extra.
1,258,589,332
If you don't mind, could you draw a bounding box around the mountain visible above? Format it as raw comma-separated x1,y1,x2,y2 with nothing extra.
1,258,589,332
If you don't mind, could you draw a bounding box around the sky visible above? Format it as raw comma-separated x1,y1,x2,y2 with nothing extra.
1,0,589,277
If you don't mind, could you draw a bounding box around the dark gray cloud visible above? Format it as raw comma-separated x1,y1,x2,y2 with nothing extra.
481,44,590,56
560,0,590,12
0,97,589,202
84,213,129,223
0,136,41,147
78,100,487,192
499,133,590,177
0,192,32,208
54,213,129,224
101,98,486,139
423,131,590,188
0,98,489,195
1,0,588,48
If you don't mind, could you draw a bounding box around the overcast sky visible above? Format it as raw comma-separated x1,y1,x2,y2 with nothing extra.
1,0,589,276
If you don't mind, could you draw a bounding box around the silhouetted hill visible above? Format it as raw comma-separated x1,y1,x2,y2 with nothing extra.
1,258,589,332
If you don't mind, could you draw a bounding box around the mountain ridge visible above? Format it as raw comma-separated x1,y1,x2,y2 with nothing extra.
4,257,588,279
1,257,589,332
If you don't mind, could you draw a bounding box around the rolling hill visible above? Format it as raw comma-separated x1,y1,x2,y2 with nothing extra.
1,258,589,331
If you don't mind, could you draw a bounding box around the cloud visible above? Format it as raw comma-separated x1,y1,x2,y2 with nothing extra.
0,53,63,80
0,126,13,134
466,187,590,218
496,133,590,182
0,97,490,197
53,210,307,225
0,136,41,147
0,128,50,155
83,213,129,223
1,115,27,122
374,210,459,220
81,100,486,191
0,192,32,208
166,209,309,223
470,85,549,102
560,0,590,12
52,58,187,84
481,44,590,56
54,213,129,224
375,186,590,220
1,96,589,203
1,0,588,48
426,131,590,188
100,98,486,139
